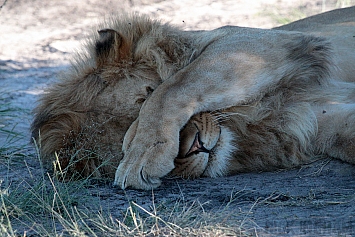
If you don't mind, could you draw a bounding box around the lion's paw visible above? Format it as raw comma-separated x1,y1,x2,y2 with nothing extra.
114,133,178,190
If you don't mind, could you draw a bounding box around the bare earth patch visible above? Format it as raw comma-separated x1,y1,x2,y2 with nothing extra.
1,0,355,236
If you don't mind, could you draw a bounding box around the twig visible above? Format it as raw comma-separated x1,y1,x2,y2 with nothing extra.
0,0,8,12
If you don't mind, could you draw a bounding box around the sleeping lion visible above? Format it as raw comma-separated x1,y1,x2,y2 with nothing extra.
31,7,355,190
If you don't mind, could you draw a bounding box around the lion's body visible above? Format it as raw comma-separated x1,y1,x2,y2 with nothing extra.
31,7,355,189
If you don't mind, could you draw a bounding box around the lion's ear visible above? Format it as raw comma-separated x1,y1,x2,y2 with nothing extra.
95,29,131,67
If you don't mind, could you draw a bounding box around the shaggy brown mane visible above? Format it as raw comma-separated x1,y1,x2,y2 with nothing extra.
31,14,195,178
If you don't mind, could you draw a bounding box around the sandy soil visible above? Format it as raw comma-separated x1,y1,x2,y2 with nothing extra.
1,0,355,236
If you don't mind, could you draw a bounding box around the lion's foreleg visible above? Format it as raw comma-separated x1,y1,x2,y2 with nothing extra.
114,52,284,190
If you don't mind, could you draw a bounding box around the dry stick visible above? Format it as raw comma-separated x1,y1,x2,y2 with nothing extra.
0,0,8,11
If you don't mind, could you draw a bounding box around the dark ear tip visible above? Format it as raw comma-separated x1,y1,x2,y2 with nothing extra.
98,28,118,35
95,29,117,57
95,28,129,66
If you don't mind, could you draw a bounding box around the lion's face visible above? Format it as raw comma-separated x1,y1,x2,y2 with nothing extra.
92,66,160,132
77,66,161,176
31,16,192,178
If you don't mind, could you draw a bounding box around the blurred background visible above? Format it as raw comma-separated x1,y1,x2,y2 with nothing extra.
1,0,355,66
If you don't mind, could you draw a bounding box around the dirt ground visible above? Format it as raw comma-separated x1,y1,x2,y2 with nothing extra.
1,0,355,236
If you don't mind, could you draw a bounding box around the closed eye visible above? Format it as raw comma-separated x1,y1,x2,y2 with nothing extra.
135,86,154,104
135,98,146,104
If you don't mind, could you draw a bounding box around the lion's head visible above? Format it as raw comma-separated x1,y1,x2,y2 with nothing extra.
31,14,194,179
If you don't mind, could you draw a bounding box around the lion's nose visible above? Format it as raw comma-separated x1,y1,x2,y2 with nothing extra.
184,132,210,157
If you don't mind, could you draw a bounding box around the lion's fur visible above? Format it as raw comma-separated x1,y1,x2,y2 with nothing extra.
31,7,355,186
32,14,200,178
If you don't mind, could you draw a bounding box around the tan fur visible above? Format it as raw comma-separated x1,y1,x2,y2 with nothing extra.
31,8,355,189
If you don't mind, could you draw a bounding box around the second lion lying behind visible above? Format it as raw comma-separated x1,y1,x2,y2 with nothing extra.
169,7,355,180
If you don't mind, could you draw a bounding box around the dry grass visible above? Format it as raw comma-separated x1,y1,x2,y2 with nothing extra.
0,91,254,236
0,161,254,236
4,154,352,236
